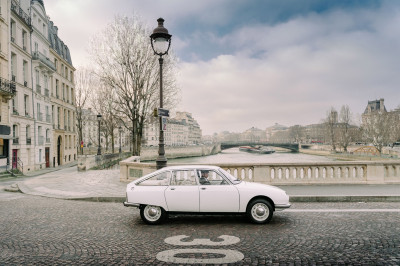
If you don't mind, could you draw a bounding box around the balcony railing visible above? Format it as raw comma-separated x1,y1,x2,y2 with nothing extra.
0,77,16,96
12,108,19,115
26,138,31,145
32,51,56,72
11,0,31,26
44,88,49,97
36,84,41,94
13,137,19,144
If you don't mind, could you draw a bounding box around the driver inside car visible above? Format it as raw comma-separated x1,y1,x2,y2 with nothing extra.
199,170,211,185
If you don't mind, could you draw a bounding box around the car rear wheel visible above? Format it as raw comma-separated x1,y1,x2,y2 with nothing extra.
140,205,166,225
247,199,273,224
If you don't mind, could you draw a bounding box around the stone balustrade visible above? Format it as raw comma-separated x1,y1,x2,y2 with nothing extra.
120,157,400,185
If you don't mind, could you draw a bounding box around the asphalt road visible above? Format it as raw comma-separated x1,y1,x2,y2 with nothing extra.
0,192,399,265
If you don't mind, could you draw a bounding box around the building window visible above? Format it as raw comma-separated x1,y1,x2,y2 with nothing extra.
23,60,28,85
22,30,27,50
24,95,29,116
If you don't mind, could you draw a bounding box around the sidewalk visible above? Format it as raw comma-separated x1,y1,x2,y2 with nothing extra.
8,165,400,202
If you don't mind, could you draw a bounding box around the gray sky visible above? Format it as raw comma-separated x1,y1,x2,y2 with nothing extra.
45,0,400,135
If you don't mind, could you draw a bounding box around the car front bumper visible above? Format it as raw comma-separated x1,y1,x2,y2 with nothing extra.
275,203,291,211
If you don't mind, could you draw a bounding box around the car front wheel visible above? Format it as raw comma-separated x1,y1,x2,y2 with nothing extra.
247,199,273,224
140,205,166,225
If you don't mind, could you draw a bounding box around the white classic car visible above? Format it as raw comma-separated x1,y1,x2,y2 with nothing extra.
124,165,291,224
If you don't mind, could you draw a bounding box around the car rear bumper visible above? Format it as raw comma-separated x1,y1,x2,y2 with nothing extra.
123,202,140,208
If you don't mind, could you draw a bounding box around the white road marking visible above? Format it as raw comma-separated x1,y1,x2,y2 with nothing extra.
164,235,240,246
156,249,244,264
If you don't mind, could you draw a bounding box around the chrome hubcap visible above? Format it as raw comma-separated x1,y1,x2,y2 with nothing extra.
144,205,162,222
256,206,266,216
251,203,269,222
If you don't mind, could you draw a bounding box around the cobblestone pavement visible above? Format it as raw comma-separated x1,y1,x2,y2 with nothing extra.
0,194,399,265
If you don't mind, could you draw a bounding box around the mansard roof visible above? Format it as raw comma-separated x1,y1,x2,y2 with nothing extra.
32,0,45,9
363,98,387,114
48,20,73,66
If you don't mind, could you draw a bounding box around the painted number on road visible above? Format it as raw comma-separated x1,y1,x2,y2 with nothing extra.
156,235,244,264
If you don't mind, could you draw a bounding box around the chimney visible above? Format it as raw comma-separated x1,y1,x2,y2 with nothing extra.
379,98,384,111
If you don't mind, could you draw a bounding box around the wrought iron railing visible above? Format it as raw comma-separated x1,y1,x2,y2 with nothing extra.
32,51,56,71
11,0,31,26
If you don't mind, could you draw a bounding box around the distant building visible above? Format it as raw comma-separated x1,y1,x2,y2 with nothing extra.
363,98,387,114
143,111,201,146
266,123,288,141
242,127,267,142
81,108,98,148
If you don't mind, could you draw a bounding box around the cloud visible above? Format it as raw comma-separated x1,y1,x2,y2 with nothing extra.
44,0,400,135
178,3,400,134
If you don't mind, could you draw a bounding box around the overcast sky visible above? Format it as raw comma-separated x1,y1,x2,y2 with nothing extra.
45,0,400,135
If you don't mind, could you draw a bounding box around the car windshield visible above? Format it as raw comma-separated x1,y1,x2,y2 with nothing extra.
219,168,242,184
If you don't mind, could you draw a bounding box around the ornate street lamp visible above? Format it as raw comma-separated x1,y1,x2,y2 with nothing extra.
150,18,171,170
97,114,102,155
119,126,122,154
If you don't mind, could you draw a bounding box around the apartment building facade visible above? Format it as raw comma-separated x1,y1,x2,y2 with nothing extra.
4,0,76,173
0,0,17,170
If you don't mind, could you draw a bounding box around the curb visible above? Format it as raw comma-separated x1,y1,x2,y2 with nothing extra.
290,195,400,202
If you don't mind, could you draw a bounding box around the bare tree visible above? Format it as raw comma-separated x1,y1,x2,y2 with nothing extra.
288,125,305,143
361,111,397,153
325,107,338,152
91,83,120,153
337,105,352,152
75,67,97,155
89,15,179,156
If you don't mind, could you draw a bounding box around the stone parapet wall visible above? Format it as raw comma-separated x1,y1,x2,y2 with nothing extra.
140,144,220,161
78,152,130,171
120,159,400,185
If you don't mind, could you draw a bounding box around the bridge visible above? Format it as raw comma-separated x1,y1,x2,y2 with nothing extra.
220,142,309,153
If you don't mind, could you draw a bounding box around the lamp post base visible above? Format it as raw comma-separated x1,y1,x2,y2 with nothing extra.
156,157,167,170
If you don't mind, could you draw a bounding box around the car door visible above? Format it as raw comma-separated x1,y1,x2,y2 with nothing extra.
164,169,200,212
198,169,240,212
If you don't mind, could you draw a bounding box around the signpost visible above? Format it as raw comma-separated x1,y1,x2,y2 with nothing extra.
158,108,169,117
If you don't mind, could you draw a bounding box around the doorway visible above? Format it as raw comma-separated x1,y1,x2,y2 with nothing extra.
45,147,50,168
12,149,18,169
57,136,62,166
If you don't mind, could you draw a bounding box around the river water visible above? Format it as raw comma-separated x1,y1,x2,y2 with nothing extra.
168,147,335,164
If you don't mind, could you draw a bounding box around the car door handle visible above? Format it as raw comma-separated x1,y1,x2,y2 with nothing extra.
200,187,207,190
170,188,176,190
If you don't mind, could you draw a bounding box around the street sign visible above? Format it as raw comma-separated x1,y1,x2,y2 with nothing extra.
158,108,170,117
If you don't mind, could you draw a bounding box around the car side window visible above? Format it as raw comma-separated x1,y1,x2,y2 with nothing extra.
171,170,197,186
137,171,170,186
197,170,228,186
